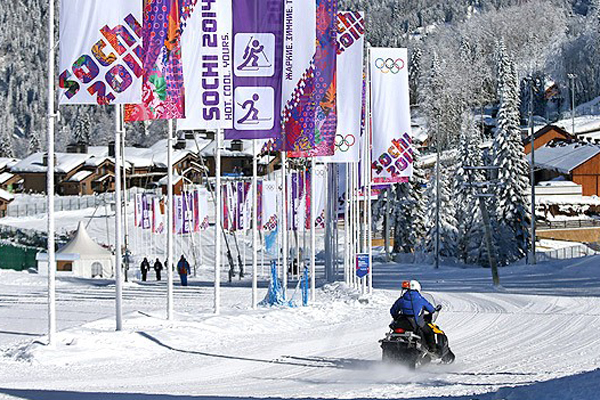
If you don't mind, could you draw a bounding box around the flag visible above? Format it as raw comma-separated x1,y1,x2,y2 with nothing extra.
177,0,233,130
281,0,338,157
198,189,210,230
124,0,186,121
320,11,364,163
369,48,413,185
141,194,151,229
224,0,284,140
59,0,143,105
153,197,165,234
307,164,327,228
262,180,277,231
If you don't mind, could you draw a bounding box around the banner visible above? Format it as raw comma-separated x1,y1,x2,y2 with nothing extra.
289,171,306,231
310,164,327,228
320,11,364,163
134,193,143,227
182,192,193,234
262,180,278,231
177,0,233,130
199,190,210,231
224,0,284,140
174,195,184,234
369,48,413,184
281,0,337,157
152,197,165,234
124,0,185,121
59,0,143,105
141,194,151,229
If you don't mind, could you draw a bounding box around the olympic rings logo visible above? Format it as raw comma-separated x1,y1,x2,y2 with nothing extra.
374,58,405,74
335,134,356,152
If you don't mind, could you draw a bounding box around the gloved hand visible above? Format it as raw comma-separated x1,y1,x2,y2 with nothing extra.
435,304,442,312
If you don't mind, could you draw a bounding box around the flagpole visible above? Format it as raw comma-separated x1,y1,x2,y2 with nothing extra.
46,0,56,345
281,151,288,295
344,163,350,286
252,140,258,309
366,48,373,295
122,122,129,282
310,157,316,302
114,105,124,331
167,120,174,320
214,129,222,314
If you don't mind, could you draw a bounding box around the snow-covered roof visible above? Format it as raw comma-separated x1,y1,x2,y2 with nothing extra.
11,152,89,174
0,157,19,171
67,170,93,182
553,115,600,137
0,188,14,202
528,141,600,174
58,222,112,259
0,172,16,185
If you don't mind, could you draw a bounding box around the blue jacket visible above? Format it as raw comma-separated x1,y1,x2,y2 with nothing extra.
390,290,435,327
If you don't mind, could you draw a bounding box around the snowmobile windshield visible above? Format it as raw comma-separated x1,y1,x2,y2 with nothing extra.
422,292,438,323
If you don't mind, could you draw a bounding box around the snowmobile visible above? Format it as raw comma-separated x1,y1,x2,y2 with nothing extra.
379,294,455,369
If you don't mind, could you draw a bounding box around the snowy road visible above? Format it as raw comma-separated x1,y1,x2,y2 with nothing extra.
2,258,600,399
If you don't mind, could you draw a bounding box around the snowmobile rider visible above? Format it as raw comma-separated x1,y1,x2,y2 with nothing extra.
390,280,442,353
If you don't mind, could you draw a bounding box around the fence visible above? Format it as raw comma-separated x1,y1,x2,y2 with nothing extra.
536,243,598,261
536,219,600,230
0,243,41,271
6,193,115,218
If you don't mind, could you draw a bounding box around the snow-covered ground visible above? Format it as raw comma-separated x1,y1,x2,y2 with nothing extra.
2,257,600,399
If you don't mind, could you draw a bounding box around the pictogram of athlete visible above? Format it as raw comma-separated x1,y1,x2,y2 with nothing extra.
237,38,271,71
237,93,261,124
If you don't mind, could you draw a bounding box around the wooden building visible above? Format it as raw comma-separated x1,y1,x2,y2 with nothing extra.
524,125,572,155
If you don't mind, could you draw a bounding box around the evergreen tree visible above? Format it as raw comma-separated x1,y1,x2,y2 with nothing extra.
28,131,42,154
409,47,422,105
453,113,485,264
492,41,530,263
73,113,92,144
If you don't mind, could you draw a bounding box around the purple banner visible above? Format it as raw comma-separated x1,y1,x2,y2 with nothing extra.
224,0,284,140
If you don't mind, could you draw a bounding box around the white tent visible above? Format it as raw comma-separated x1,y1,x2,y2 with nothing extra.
37,222,114,278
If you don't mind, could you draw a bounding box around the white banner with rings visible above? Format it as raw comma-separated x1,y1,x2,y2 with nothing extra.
320,11,365,164
369,47,414,185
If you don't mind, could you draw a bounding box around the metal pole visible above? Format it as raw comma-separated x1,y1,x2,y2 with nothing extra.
122,119,129,282
46,0,56,345
252,140,258,309
478,197,500,286
435,137,440,269
529,80,536,265
166,120,174,320
344,163,350,285
214,129,222,314
365,49,374,293
569,74,576,136
114,105,124,331
310,158,316,301
281,151,288,295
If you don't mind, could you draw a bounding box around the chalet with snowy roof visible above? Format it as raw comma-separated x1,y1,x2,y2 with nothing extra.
523,125,572,155
528,139,600,196
0,188,14,218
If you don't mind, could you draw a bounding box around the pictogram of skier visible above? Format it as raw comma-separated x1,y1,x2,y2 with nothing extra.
237,38,272,71
237,94,261,125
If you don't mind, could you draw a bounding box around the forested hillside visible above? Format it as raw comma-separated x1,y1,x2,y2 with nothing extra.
0,0,598,157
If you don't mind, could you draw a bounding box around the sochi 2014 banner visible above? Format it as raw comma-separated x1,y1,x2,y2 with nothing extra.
59,0,143,105
134,193,143,227
141,194,151,229
309,164,327,228
262,180,277,231
288,171,306,231
224,0,284,140
152,197,165,234
177,0,233,130
320,11,364,163
182,192,193,234
281,0,338,157
173,194,184,234
124,0,185,121
198,190,210,231
369,48,413,184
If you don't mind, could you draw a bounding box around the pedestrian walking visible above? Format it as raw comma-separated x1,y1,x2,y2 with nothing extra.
154,258,163,281
177,255,190,286
140,257,150,282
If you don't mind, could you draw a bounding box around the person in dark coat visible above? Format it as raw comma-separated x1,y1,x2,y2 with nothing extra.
177,255,190,286
140,257,150,281
153,258,163,281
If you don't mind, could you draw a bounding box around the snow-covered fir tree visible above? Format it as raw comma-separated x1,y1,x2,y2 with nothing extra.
453,113,485,264
28,131,41,154
423,158,457,258
73,113,92,144
492,41,530,264
0,130,15,158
